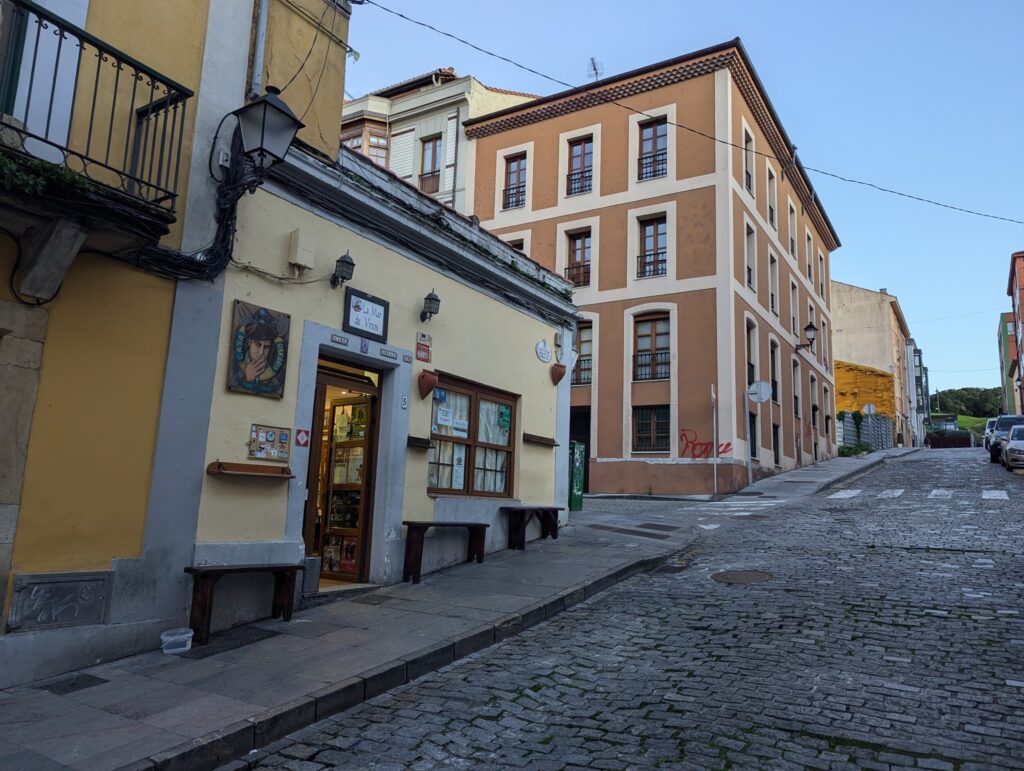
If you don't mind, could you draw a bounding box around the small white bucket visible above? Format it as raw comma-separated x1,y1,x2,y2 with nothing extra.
160,628,193,654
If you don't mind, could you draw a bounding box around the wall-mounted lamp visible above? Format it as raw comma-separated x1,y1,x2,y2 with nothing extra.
330,251,355,288
795,321,818,352
1016,375,1022,389
420,290,441,323
230,86,304,178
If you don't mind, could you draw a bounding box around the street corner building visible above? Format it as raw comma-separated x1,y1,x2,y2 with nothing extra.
459,39,840,495
0,0,575,688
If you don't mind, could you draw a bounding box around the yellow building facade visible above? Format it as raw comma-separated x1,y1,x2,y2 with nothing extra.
0,0,575,688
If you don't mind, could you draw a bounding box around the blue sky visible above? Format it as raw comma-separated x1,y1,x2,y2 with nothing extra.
343,0,1024,393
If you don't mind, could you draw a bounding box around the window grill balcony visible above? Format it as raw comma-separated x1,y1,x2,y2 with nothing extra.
572,357,592,385
744,168,753,192
0,0,194,211
419,170,439,194
502,183,526,209
768,204,776,227
633,351,670,381
564,262,590,288
637,150,666,180
566,168,592,196
636,249,666,278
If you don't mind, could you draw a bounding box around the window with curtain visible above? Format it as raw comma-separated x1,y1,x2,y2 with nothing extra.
428,378,517,497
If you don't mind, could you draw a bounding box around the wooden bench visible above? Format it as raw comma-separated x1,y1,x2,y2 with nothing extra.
184,563,305,645
500,506,563,550
402,521,489,585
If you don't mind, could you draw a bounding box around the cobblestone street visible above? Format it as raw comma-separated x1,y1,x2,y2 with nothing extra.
242,449,1024,770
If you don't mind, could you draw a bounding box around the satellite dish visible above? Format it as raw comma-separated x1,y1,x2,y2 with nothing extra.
746,381,773,404
863,403,877,415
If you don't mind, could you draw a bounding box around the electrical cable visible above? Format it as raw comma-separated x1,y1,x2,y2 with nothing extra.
300,1,340,121
361,0,1024,227
1,224,62,306
280,0,334,94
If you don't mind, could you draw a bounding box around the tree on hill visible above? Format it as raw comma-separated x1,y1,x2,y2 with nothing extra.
930,387,1001,417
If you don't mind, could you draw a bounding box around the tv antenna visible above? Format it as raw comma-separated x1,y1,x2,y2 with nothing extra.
587,57,604,82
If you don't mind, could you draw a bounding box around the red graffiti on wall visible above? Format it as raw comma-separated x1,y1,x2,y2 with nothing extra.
679,428,732,459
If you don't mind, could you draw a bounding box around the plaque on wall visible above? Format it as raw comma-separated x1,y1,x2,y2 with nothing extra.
8,571,111,631
342,287,389,344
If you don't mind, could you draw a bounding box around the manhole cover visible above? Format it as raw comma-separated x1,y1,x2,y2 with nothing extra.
37,673,108,695
711,570,773,584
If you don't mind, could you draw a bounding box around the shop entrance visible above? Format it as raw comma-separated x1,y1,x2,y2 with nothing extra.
304,360,380,589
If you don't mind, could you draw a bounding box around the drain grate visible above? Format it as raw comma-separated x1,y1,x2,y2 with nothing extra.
587,524,670,540
638,522,680,532
353,593,398,606
711,570,774,584
179,625,278,660
37,673,108,695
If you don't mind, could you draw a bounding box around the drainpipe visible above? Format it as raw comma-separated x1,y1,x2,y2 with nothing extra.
250,0,270,98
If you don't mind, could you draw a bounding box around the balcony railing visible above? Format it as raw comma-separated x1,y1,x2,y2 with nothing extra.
572,357,592,385
636,249,666,278
564,262,590,288
419,170,439,194
502,183,525,209
566,168,592,195
0,0,193,210
633,351,670,381
637,150,666,180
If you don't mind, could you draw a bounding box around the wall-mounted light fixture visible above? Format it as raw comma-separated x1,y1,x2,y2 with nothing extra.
420,290,441,322
795,321,818,352
330,251,355,288
231,86,304,178
1016,375,1022,390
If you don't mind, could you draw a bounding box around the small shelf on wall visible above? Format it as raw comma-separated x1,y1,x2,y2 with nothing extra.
407,435,433,449
206,461,295,479
523,432,558,447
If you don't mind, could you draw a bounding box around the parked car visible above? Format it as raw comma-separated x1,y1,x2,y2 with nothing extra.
1001,425,1024,471
984,417,997,450
989,415,1024,463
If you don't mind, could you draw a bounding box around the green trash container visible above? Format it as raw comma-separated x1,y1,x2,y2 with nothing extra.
568,440,585,512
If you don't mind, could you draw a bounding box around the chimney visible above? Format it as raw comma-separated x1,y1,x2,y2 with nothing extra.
879,288,888,295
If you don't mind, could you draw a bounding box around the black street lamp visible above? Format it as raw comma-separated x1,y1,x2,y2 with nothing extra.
330,252,356,288
796,321,818,352
231,86,304,175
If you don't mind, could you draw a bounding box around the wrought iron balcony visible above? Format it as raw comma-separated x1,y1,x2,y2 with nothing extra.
637,150,666,180
566,168,592,196
636,249,666,279
564,262,590,288
0,0,193,211
572,357,592,385
633,351,670,381
419,170,439,194
502,182,525,210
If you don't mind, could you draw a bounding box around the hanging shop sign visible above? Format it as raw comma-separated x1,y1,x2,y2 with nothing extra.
343,287,389,344
416,331,432,363
248,423,291,462
228,300,290,399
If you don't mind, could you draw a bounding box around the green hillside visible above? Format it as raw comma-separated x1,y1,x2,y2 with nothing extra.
958,415,988,434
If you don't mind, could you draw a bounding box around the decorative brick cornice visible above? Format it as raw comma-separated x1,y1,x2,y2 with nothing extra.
464,53,732,140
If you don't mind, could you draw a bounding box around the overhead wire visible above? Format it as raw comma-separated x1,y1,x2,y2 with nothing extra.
361,0,1024,227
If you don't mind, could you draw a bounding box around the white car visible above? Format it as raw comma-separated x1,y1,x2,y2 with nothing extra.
984,418,997,450
1001,425,1024,471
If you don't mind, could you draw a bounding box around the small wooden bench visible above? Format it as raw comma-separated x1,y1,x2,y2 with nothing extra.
501,506,563,550
184,563,305,645
402,521,489,584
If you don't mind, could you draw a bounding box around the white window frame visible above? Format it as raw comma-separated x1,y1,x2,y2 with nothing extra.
622,302,679,457
817,250,825,298
766,160,778,230
790,281,799,336
492,141,535,220
743,218,756,292
626,200,676,292
741,119,755,198
792,358,802,419
500,229,532,257
769,252,779,316
804,229,813,282
627,104,677,196
555,215,600,305
787,200,797,258
557,122,602,206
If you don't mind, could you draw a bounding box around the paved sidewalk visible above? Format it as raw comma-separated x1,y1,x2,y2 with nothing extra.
0,449,909,770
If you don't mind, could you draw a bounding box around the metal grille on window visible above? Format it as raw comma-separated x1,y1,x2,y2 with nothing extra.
633,406,670,451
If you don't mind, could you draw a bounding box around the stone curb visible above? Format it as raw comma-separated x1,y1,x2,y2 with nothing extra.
141,547,679,770
816,448,919,495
